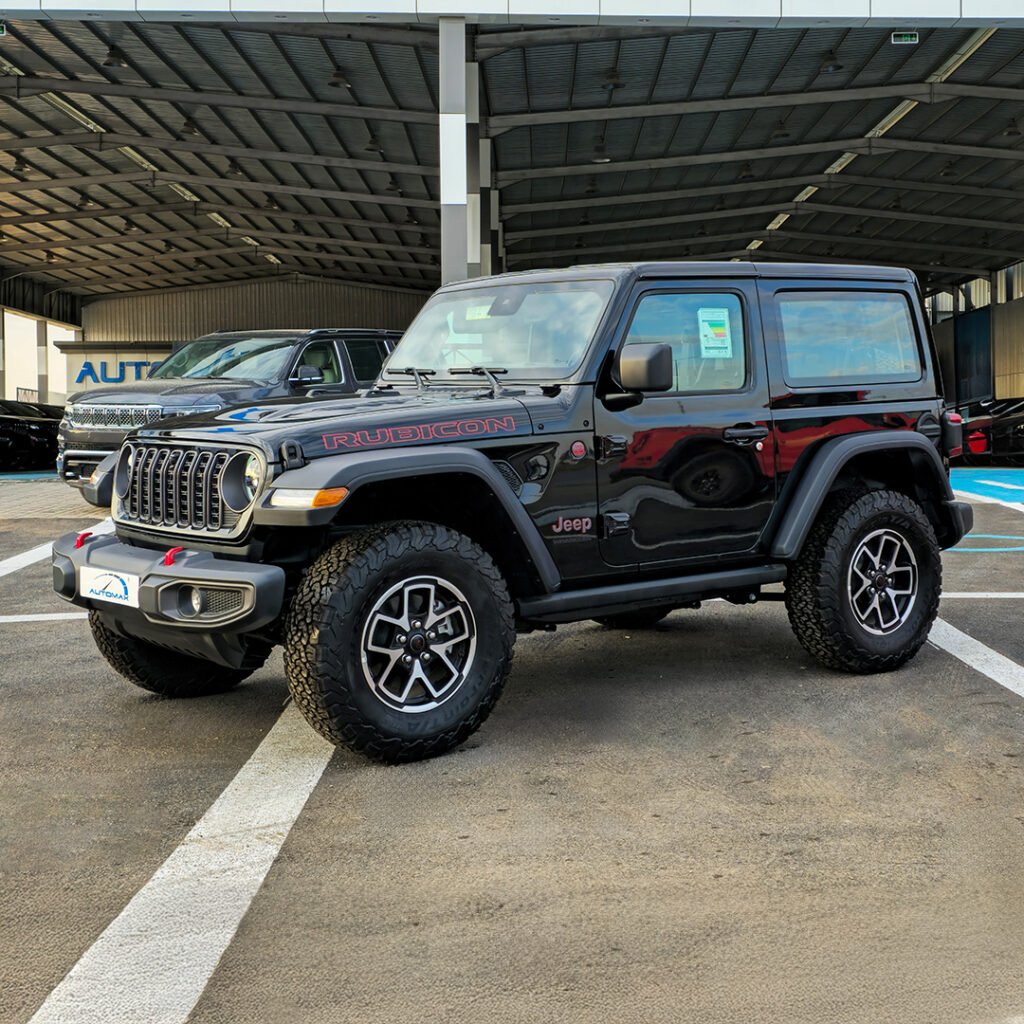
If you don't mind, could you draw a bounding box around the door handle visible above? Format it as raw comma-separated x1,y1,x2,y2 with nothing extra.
722,424,769,445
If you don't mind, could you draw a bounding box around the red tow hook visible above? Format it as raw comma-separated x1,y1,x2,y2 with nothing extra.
163,546,185,566
74,531,93,549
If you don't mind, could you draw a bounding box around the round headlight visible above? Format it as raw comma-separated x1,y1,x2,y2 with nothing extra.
243,455,264,501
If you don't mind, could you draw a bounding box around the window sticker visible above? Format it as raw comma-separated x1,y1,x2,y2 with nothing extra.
465,304,492,321
697,307,733,359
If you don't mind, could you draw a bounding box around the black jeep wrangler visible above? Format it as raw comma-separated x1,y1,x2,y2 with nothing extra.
53,262,972,763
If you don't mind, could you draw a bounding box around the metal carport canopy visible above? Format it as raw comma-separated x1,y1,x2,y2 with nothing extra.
1,6,1023,302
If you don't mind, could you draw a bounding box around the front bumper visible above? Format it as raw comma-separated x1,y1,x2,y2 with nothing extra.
53,532,286,667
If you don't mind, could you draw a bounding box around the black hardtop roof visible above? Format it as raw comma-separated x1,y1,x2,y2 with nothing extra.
444,261,916,289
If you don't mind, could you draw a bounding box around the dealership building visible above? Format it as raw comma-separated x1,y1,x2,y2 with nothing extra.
2,2,1024,406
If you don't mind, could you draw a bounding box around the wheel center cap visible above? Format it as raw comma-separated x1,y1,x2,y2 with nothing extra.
874,572,889,589
408,633,427,653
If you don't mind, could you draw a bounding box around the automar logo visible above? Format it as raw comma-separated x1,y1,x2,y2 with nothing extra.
85,572,131,604
322,416,518,450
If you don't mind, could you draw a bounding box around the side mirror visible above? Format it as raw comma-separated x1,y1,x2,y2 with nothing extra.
291,364,325,387
618,343,674,393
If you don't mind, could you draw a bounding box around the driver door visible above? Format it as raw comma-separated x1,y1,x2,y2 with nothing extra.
594,280,777,568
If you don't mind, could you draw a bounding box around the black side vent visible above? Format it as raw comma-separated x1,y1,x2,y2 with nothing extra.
494,460,523,495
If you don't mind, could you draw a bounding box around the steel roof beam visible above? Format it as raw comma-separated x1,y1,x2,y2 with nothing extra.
0,226,434,257
506,198,1024,244
508,225,1024,264
488,84,936,135
0,76,436,127
0,131,437,178
210,22,440,51
474,26,715,59
486,81,1024,134
503,171,1024,218
0,170,436,210
0,201,439,237
497,135,1024,185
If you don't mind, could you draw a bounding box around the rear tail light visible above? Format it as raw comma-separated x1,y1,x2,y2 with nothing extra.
942,410,964,460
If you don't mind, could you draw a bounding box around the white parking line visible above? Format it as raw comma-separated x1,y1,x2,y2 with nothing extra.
28,704,334,1024
930,619,1024,700
0,612,88,623
978,479,1024,492
943,593,1024,599
954,489,1024,514
0,519,113,579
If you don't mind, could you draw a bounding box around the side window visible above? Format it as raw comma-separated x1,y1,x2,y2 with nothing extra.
624,292,746,393
344,338,389,383
776,290,922,387
298,341,343,385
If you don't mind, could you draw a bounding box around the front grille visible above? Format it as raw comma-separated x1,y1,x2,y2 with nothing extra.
66,403,163,430
119,443,242,535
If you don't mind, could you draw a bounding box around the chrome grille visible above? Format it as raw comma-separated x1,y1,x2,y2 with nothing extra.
66,403,163,430
120,443,241,535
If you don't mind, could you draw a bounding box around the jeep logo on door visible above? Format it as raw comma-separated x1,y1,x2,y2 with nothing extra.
551,515,592,534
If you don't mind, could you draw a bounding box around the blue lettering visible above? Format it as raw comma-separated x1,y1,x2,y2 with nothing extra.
76,361,100,384
99,361,126,384
124,360,148,381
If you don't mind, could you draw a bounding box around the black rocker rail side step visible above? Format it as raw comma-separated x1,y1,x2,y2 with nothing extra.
516,565,788,625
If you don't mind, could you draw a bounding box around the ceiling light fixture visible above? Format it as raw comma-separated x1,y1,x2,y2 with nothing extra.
770,120,791,141
738,162,755,181
11,156,28,174
328,68,353,90
180,117,201,137
1003,118,1022,138
601,68,625,91
385,177,401,193
939,161,956,178
584,177,598,195
101,45,127,69
364,135,383,154
819,49,844,74
226,159,245,179
591,143,611,164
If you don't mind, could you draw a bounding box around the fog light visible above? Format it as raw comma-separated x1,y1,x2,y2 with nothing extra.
179,585,206,617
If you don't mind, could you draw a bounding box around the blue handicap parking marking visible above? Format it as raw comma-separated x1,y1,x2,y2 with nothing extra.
948,534,1024,553
951,468,1024,505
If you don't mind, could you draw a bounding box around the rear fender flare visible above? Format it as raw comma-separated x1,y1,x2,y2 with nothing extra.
769,432,955,559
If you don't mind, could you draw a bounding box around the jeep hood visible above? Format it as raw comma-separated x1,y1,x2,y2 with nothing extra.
132,387,559,458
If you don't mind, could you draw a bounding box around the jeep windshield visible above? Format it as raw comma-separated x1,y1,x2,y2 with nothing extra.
149,334,300,382
385,280,615,382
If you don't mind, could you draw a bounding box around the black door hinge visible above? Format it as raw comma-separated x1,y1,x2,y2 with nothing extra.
598,434,628,459
602,512,632,538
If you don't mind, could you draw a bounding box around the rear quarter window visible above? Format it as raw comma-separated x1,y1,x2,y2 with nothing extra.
776,290,923,388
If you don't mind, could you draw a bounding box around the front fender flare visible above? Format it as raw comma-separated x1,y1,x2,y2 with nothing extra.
254,444,561,593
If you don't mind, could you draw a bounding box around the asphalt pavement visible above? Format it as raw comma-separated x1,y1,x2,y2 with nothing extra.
2,473,1024,1024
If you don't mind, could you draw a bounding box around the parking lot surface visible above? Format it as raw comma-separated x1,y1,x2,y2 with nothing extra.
2,473,1024,1024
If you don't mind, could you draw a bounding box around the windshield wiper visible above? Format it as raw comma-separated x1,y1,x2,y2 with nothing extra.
387,367,436,392
450,366,509,398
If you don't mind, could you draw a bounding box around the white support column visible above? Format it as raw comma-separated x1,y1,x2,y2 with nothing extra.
35,316,48,404
466,62,481,279
479,137,493,276
439,18,468,286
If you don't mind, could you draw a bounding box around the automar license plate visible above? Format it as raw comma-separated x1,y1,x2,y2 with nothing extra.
79,566,141,609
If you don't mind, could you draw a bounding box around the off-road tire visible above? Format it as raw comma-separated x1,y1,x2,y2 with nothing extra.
785,489,942,673
89,611,267,697
594,605,674,629
284,521,515,764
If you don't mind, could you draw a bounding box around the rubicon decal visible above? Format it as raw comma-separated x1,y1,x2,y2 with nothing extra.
322,416,518,450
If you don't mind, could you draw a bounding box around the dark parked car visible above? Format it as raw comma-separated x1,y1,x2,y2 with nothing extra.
58,327,400,486
957,398,1024,465
0,399,62,472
